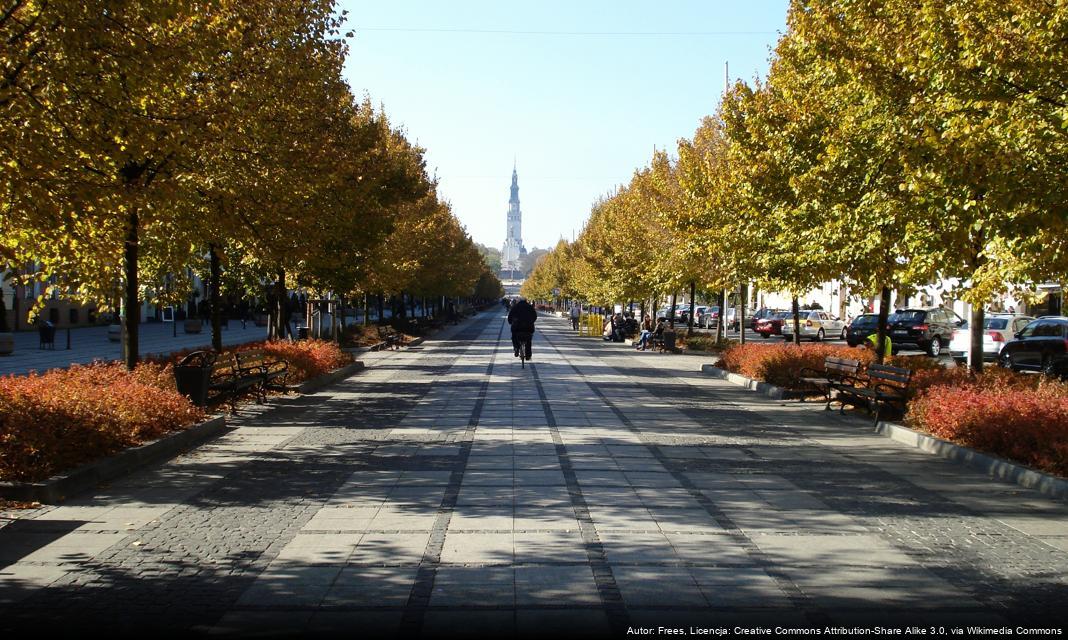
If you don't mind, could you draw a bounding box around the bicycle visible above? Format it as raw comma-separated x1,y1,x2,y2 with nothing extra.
513,330,533,368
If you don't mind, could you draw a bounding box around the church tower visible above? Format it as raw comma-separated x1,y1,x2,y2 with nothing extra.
501,164,526,276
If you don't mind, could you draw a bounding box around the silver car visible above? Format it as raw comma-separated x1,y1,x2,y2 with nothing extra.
780,310,847,341
949,313,1035,363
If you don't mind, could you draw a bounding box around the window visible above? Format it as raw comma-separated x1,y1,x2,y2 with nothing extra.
1031,321,1064,338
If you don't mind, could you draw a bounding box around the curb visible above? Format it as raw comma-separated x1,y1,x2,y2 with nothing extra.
344,336,427,355
698,364,1068,501
295,361,366,394
874,420,1068,501
0,415,229,504
698,364,806,400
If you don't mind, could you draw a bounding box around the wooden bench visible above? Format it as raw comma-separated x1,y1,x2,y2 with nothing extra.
830,363,912,426
176,350,287,409
798,356,862,408
235,349,289,400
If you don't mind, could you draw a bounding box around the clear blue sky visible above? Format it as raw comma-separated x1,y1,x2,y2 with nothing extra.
338,1,788,251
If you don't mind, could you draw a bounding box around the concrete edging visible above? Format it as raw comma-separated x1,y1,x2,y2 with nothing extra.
0,415,229,503
698,364,800,400
699,363,1068,501
295,361,366,394
344,336,426,355
875,420,1068,500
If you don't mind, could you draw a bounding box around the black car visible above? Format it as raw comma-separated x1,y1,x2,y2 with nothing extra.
997,317,1068,376
845,313,880,347
887,307,963,356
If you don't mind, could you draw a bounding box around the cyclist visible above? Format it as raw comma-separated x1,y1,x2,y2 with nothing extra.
507,296,537,359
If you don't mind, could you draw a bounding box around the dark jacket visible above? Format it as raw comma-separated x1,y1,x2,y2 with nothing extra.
508,300,537,333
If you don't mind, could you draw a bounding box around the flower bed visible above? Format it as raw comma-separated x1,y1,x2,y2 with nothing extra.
714,342,1068,478
680,335,734,352
0,363,205,482
161,339,353,385
715,343,877,390
907,373,1068,477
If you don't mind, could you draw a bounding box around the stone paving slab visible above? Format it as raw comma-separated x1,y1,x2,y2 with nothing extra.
2,311,1068,636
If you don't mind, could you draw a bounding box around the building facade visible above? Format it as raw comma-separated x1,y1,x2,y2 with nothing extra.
500,165,527,276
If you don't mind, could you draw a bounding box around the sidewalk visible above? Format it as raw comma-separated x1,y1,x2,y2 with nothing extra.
1,310,1066,636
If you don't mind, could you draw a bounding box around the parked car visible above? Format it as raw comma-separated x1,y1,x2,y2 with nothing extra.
754,310,793,337
780,310,847,342
689,305,710,326
724,307,756,331
700,305,721,329
997,316,1068,376
749,308,783,331
845,313,880,347
886,307,963,356
949,313,1035,363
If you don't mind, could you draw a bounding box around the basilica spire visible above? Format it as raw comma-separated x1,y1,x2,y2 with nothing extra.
501,162,526,276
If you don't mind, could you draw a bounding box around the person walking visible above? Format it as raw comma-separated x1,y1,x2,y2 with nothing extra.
507,296,537,360
570,302,581,330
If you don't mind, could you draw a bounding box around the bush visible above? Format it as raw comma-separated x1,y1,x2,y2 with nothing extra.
682,335,734,352
159,339,353,385
254,340,352,384
0,362,205,482
716,343,876,389
907,376,1068,477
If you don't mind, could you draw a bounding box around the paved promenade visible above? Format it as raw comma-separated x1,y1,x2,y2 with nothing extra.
2,311,1067,636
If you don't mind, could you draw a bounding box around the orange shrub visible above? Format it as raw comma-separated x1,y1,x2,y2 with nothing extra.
0,362,205,482
158,339,353,385
907,377,1068,477
716,343,876,389
252,340,352,384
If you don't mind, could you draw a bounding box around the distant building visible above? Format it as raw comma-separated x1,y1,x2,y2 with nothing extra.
500,164,527,277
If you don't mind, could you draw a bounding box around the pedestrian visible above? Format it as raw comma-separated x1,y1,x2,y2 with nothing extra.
635,315,654,350
570,302,581,330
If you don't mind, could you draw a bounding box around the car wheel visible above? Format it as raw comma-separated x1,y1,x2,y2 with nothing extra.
926,337,941,357
840,327,847,340
815,329,825,342
996,352,1012,369
1041,355,1056,377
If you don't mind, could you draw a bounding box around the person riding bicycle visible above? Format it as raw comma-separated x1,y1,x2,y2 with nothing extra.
507,296,537,359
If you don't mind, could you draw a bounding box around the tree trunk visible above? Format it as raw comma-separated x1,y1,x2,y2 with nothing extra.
687,281,696,336
363,293,370,326
717,290,726,343
669,291,677,330
209,244,223,352
122,209,139,370
739,283,747,345
791,296,801,346
275,269,288,340
875,286,892,364
969,304,984,374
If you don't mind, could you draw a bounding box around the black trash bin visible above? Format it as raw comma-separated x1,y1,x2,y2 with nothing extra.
662,330,676,352
297,326,309,340
174,351,214,407
38,322,56,350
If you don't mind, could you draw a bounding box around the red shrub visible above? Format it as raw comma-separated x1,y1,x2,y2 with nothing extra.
716,343,876,389
253,340,352,384
0,362,205,482
907,379,1068,477
156,339,353,385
